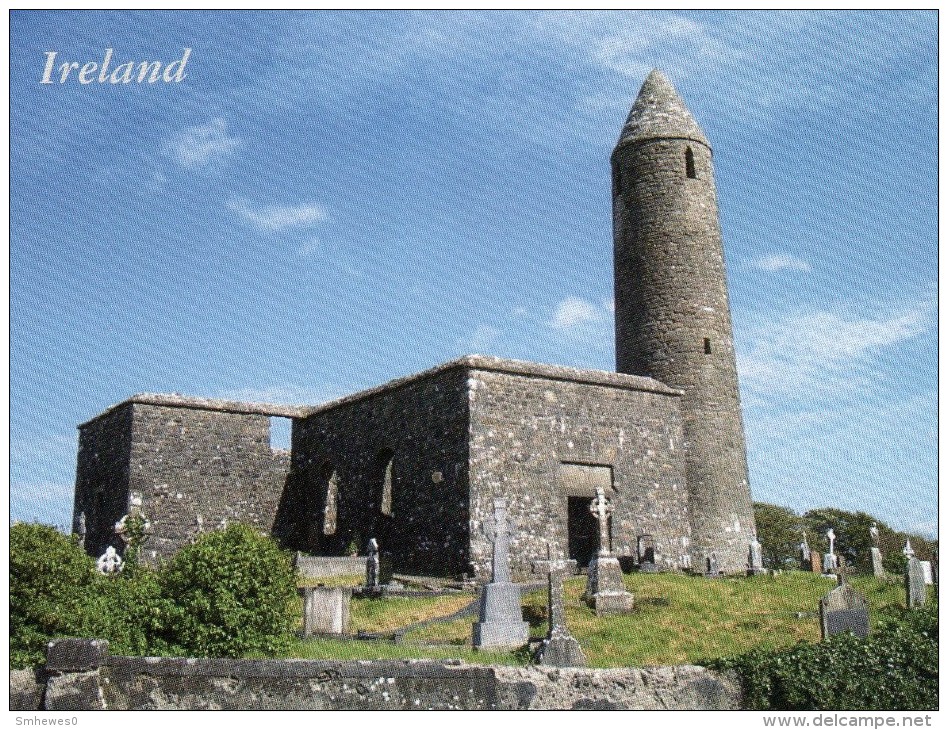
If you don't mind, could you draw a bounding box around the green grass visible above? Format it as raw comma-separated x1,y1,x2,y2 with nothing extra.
296,573,364,588
286,571,909,667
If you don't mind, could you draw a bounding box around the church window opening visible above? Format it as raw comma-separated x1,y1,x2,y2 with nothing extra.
377,449,394,517
685,147,696,178
322,464,339,535
704,337,712,355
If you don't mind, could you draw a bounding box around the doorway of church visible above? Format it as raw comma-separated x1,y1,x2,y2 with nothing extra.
567,496,598,569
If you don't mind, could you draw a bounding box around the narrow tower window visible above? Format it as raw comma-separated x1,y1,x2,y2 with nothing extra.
322,464,339,535
378,449,394,517
685,147,697,179
703,337,712,355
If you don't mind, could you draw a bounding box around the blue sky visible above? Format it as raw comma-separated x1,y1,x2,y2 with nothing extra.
10,10,937,537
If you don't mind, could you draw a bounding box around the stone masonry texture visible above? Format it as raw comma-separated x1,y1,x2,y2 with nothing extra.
71,69,756,579
468,362,688,580
612,69,756,572
74,397,294,561
18,646,742,710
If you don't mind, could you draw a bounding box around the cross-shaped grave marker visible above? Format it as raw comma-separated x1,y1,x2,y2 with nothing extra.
531,542,586,666
588,487,612,557
471,498,529,650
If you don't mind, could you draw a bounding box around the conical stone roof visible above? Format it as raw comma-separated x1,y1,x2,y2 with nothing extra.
615,69,710,150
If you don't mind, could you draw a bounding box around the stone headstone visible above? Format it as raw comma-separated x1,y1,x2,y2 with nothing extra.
920,561,933,586
637,534,659,573
584,489,633,615
809,550,822,574
905,556,926,608
96,545,123,575
299,586,351,636
822,552,838,574
705,551,721,578
472,498,529,650
799,532,811,570
747,533,766,576
819,582,869,640
365,538,380,591
870,547,884,578
532,543,586,667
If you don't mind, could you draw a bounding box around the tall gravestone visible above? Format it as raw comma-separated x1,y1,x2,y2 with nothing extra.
799,531,811,571
532,543,586,667
822,528,839,574
869,522,884,578
472,499,530,649
905,556,926,608
365,538,381,594
584,489,634,615
705,551,721,578
747,533,766,576
819,575,870,640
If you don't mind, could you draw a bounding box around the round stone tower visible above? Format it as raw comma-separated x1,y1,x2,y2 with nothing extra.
612,69,755,573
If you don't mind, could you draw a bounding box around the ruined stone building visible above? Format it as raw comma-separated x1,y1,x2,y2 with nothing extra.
72,70,756,580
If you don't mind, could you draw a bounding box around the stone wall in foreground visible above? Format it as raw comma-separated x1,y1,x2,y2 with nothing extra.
11,640,741,711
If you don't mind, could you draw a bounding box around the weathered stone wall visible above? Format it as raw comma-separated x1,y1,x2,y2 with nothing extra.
294,554,368,579
74,404,133,557
74,398,294,560
612,72,756,572
19,642,742,710
288,367,470,577
468,364,689,580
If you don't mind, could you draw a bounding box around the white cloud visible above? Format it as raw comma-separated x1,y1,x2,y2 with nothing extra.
550,296,604,330
738,294,935,399
164,118,240,169
750,254,812,273
459,325,500,353
228,199,328,232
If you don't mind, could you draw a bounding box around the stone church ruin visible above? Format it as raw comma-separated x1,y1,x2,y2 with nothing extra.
72,70,757,580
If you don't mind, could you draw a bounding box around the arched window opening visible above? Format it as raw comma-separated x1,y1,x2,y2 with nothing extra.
322,463,339,535
685,147,697,179
703,337,712,355
377,449,395,517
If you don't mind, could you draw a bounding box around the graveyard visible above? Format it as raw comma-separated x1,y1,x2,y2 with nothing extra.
10,501,938,710
284,570,911,668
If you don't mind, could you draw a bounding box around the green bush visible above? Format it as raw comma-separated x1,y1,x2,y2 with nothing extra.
711,601,938,710
159,523,298,657
9,522,101,668
83,561,175,657
11,521,299,666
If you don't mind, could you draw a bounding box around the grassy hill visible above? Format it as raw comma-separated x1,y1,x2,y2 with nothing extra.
284,571,910,667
